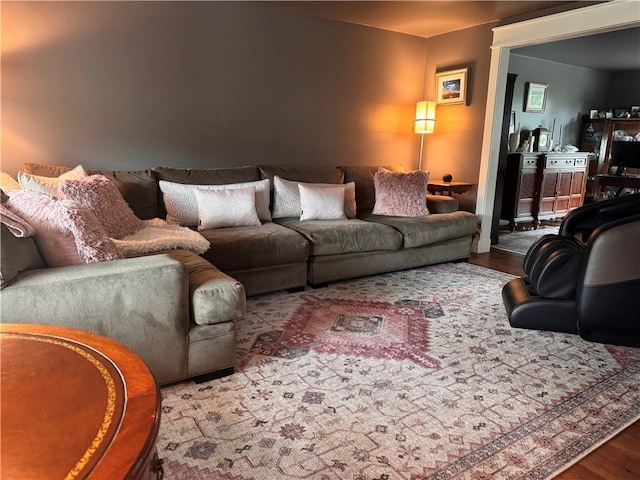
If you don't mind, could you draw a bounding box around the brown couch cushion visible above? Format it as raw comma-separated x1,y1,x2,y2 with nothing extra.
258,165,344,186
275,217,402,256
339,165,405,212
360,211,478,249
154,166,260,185
199,222,309,271
0,224,45,289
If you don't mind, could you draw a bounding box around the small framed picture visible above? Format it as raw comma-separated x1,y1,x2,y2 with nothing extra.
590,109,599,119
614,107,630,118
631,106,640,118
524,82,548,113
435,68,468,106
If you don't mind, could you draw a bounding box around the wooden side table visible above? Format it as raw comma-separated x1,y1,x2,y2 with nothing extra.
0,324,163,480
427,181,474,196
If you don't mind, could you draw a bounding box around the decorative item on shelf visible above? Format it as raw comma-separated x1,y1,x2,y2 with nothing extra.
435,68,468,106
443,173,453,182
613,108,631,118
508,131,520,153
533,126,550,152
508,121,521,153
414,100,436,171
524,82,548,113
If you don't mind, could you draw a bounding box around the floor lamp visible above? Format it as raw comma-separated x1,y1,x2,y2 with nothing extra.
414,100,436,171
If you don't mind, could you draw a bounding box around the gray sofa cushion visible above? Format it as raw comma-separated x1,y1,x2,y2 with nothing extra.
275,217,403,256
258,165,344,185
360,211,478,249
0,225,45,289
154,166,261,185
199,222,309,271
339,165,404,212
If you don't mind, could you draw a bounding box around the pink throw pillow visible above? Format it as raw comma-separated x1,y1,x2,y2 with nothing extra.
6,190,122,267
59,175,142,239
372,169,430,217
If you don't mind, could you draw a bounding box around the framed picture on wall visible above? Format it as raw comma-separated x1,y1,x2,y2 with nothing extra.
524,82,548,113
435,68,468,106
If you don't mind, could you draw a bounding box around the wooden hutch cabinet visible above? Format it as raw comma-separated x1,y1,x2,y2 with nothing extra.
579,116,640,200
501,152,589,229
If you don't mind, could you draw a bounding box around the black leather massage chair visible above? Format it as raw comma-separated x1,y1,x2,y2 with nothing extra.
502,193,640,347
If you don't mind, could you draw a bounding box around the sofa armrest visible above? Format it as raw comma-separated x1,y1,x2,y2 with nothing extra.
164,249,246,326
427,194,459,214
0,254,190,383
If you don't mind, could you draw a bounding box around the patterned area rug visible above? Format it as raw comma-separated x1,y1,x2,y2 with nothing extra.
159,263,640,479
494,226,560,256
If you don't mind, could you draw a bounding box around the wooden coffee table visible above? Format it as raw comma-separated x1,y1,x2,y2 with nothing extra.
0,324,163,479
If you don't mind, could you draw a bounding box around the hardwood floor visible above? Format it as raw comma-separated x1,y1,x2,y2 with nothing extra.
468,249,640,480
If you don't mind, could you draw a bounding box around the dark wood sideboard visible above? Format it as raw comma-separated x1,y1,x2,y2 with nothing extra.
500,152,589,230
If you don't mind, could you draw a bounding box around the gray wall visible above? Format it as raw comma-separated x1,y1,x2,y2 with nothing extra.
423,23,496,211
507,54,612,148
1,1,426,176
608,71,640,109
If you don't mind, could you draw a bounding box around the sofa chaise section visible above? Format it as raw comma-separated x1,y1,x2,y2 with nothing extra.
1,214,245,384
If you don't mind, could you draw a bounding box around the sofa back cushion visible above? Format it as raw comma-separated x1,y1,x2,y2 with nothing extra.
339,165,405,213
22,163,158,220
154,166,261,185
0,224,45,289
258,165,344,185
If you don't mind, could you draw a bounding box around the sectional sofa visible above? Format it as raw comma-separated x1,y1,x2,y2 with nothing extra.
0,163,478,384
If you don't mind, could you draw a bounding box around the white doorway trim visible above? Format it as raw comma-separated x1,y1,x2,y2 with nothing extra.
475,0,640,253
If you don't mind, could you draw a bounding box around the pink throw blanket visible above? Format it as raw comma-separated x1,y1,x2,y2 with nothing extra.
0,204,35,237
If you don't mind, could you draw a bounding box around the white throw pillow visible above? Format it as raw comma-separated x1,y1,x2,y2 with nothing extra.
159,179,271,226
299,184,347,221
194,186,261,230
17,165,87,196
272,176,356,219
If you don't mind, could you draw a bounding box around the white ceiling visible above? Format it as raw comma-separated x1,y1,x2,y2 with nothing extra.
271,1,639,72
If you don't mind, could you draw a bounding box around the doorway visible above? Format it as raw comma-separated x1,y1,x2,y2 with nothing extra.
474,0,640,253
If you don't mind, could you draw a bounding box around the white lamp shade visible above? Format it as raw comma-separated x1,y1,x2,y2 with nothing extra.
414,100,436,134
